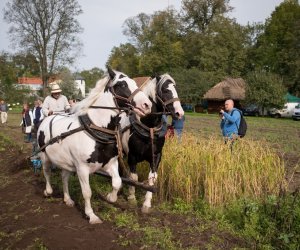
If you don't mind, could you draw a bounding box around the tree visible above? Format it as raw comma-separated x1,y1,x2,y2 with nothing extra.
181,0,233,33
4,0,83,96
0,52,39,102
254,0,300,95
171,67,220,105
199,17,249,76
245,70,286,112
57,67,78,100
122,8,185,75
79,67,104,91
107,43,139,77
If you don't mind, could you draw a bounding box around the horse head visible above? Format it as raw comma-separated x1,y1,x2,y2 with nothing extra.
155,74,184,119
107,67,152,117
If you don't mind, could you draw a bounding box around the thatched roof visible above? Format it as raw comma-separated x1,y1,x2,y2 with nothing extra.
203,78,246,100
133,76,151,88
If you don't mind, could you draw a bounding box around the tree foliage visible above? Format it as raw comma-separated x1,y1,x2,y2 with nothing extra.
245,70,286,110
107,43,139,77
254,0,300,95
79,67,104,91
0,52,39,102
170,67,220,105
4,0,83,96
181,0,232,33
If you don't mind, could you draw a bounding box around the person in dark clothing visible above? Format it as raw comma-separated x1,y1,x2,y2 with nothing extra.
21,103,33,143
32,99,44,132
171,115,185,141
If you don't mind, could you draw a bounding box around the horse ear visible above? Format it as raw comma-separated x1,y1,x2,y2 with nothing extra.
106,65,116,80
151,73,160,82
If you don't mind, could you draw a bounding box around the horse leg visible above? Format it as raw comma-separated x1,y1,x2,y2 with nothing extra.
61,169,74,207
127,172,138,204
127,156,138,203
106,159,122,203
77,168,102,224
142,154,161,213
41,155,53,197
141,171,157,214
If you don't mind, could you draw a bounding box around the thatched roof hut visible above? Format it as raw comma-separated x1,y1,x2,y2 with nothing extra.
203,78,246,113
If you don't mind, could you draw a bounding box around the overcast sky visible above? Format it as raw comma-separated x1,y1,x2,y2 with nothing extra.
0,0,284,71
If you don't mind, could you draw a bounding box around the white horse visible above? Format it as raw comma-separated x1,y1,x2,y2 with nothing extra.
121,74,184,213
37,69,152,224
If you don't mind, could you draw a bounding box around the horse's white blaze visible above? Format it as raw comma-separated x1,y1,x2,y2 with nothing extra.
167,84,185,119
173,100,184,119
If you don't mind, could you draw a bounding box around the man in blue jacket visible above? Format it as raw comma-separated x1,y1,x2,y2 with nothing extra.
220,99,241,141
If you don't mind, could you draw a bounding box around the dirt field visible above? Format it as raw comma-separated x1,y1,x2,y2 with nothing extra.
0,116,249,250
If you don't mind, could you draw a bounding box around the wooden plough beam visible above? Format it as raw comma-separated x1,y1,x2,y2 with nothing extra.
94,169,158,193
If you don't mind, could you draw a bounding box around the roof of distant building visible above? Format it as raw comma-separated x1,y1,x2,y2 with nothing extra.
203,78,246,101
18,77,42,85
133,76,151,88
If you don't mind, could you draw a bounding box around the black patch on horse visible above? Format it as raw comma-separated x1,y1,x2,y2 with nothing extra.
38,131,46,152
87,115,120,165
87,142,118,166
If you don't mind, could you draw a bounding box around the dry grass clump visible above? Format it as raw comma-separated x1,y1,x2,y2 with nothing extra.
152,134,286,206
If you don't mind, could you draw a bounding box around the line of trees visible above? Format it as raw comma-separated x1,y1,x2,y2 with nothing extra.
107,0,300,109
1,0,299,110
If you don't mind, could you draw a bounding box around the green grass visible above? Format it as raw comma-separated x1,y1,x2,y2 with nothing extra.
2,113,300,249
185,113,300,156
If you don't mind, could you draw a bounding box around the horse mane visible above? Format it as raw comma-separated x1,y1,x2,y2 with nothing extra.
142,73,176,101
71,75,109,115
159,73,176,84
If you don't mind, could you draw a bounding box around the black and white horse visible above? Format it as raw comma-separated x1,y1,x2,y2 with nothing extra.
121,74,184,213
37,69,152,224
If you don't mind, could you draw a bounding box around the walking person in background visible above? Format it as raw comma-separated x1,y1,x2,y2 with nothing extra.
42,83,70,116
21,103,33,143
220,99,241,150
171,115,185,141
0,99,9,125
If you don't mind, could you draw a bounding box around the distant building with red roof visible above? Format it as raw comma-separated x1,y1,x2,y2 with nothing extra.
17,77,43,91
133,76,151,88
17,75,86,97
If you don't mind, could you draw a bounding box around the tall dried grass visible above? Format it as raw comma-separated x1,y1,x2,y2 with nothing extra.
139,134,286,206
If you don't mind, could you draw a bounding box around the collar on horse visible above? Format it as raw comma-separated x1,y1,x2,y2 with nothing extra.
128,113,163,139
79,114,118,144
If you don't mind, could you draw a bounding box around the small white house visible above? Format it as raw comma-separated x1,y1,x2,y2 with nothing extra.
74,75,86,98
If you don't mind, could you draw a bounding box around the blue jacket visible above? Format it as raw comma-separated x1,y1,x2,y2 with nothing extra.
172,115,185,130
220,108,241,138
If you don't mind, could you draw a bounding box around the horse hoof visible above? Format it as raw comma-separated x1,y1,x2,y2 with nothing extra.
64,199,75,207
141,206,151,214
89,216,103,224
44,190,51,197
127,196,137,205
106,193,117,203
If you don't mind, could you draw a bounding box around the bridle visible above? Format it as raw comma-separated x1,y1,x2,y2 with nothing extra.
90,77,143,113
109,85,142,110
155,76,180,115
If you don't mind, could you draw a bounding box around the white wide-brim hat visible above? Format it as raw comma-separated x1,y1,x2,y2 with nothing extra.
51,83,62,93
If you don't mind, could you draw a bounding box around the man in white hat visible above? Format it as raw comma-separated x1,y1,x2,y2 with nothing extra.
42,83,71,116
